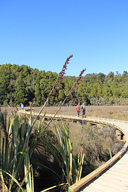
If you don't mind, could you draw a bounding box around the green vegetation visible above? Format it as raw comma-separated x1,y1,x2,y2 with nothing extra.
0,109,122,191
0,63,128,106
0,109,37,191
46,123,84,187
82,124,122,175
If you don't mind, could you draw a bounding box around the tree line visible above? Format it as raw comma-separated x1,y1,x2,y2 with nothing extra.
0,64,128,106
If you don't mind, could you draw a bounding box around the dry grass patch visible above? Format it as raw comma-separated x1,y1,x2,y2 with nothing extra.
69,122,82,154
1,105,128,121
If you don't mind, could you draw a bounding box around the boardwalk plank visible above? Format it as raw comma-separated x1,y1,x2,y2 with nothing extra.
101,175,128,187
82,182,124,192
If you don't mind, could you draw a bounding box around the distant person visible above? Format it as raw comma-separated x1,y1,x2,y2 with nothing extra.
81,102,85,118
76,103,80,117
20,103,24,110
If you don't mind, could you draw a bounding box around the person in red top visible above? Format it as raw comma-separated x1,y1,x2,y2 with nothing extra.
76,103,80,117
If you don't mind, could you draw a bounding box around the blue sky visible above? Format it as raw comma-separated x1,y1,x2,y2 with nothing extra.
0,0,128,77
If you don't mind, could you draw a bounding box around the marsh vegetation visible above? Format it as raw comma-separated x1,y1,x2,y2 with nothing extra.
0,106,123,191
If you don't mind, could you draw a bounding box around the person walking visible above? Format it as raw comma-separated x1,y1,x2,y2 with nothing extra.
76,103,80,117
81,102,85,118
20,103,24,110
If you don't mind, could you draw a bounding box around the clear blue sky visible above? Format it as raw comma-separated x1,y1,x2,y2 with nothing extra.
0,0,128,76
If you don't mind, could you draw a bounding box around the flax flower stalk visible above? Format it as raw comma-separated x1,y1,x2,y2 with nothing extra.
31,55,73,128
46,68,86,128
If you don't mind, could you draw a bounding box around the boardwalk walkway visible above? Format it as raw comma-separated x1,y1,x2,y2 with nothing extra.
81,149,128,192
70,118,128,192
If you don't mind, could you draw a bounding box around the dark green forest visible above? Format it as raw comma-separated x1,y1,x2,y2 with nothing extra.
0,64,128,106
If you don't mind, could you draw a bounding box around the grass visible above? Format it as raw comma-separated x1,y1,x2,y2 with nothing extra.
1,105,128,121
31,105,128,121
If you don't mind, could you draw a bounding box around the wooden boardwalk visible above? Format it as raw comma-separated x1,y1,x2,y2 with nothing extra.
69,118,128,192
19,110,128,191
81,151,128,192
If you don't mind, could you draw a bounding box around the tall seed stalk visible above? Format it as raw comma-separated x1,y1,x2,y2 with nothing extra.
31,55,73,130
45,68,86,128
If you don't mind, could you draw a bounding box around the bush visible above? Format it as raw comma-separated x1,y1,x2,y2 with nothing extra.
82,124,122,175
90,97,128,106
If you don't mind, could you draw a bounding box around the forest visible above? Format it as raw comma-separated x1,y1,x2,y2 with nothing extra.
0,63,128,106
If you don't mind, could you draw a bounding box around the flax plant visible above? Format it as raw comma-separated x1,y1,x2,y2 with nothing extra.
0,109,40,191
0,55,74,191
46,123,85,187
